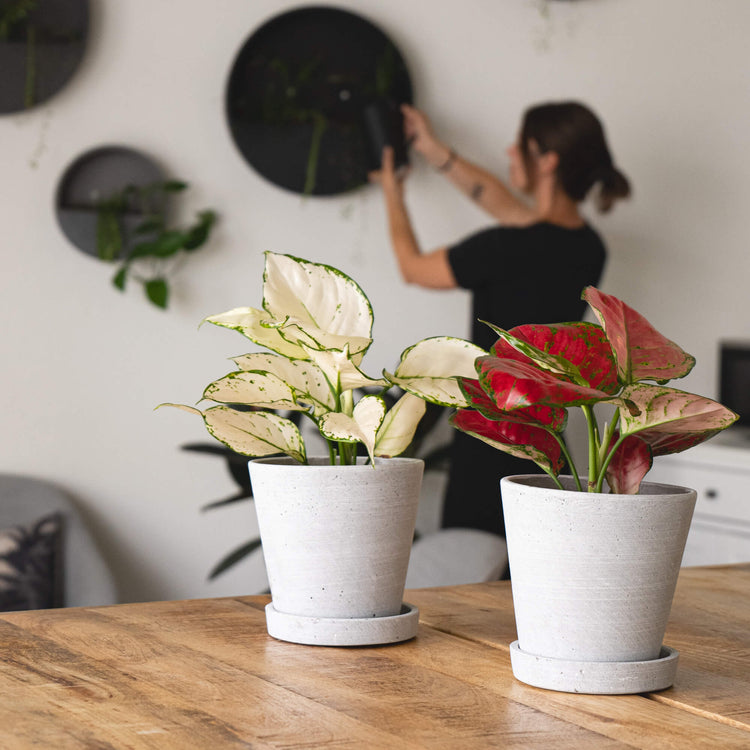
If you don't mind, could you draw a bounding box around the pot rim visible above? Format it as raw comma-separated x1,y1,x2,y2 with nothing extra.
249,455,424,469
501,473,696,499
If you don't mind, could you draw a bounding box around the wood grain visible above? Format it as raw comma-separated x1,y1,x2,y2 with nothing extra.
0,565,747,748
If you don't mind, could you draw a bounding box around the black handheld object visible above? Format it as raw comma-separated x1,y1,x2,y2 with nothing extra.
363,100,410,172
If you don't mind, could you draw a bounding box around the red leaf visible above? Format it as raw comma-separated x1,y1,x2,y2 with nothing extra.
493,322,619,394
451,409,564,474
604,434,653,494
476,356,612,411
459,378,568,431
583,287,695,384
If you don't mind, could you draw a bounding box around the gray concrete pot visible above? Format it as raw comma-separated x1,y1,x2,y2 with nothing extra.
501,475,697,694
248,456,423,646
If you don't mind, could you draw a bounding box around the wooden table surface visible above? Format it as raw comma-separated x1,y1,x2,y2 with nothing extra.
0,564,748,749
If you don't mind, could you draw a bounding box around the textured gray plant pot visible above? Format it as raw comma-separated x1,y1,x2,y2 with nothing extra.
501,475,697,694
248,456,424,646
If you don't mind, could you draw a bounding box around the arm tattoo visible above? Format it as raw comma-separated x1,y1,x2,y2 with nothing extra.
470,182,485,202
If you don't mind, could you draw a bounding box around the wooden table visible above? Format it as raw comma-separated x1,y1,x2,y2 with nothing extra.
1,564,748,748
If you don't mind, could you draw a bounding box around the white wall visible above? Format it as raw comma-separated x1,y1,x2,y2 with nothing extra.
1,0,748,603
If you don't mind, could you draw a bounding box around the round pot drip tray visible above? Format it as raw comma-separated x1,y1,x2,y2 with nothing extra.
509,641,680,694
265,602,419,646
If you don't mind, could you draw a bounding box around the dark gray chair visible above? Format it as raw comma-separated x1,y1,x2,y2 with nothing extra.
0,473,117,608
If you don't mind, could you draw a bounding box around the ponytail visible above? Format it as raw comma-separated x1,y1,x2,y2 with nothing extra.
596,165,631,213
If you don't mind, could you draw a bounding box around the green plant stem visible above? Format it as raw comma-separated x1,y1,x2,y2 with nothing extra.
581,404,600,491
553,433,582,491
543,467,565,490
303,114,326,196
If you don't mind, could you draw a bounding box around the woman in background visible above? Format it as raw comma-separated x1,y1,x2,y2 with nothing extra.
372,101,631,539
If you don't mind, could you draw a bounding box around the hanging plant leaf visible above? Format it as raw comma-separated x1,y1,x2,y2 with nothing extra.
134,217,164,235
96,208,122,261
183,211,217,251
145,278,169,308
162,180,188,192
112,266,128,291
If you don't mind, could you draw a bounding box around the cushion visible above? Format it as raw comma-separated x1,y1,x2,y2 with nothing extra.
0,514,63,611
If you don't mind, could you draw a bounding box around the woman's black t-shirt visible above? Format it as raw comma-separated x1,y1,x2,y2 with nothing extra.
441,222,607,540
448,222,607,350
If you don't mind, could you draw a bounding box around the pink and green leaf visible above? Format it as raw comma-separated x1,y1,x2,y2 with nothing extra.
618,383,739,454
450,409,564,475
489,322,618,394
583,287,695,384
476,355,613,411
459,377,568,432
604,434,653,494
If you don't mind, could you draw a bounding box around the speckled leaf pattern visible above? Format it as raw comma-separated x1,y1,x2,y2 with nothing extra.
583,287,695,384
618,384,739,454
319,396,386,463
301,344,388,393
374,393,426,458
459,378,568,432
262,252,374,348
204,307,304,358
476,355,612,411
203,371,302,410
390,336,487,407
232,353,335,414
491,322,619,394
162,404,305,463
451,410,564,474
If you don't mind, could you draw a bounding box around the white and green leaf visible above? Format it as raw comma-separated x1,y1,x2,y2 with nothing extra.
232,352,335,414
302,344,388,393
202,371,303,411
374,392,426,458
203,307,305,359
160,403,306,463
319,395,386,463
276,315,372,364
262,252,374,347
389,336,486,407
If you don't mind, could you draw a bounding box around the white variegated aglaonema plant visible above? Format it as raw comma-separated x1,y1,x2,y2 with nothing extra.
396,286,738,494
161,252,484,465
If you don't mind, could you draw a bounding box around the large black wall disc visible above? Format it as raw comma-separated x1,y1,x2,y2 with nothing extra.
0,0,89,115
225,6,413,196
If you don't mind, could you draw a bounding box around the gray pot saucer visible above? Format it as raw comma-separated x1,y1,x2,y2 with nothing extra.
265,602,419,647
509,641,680,694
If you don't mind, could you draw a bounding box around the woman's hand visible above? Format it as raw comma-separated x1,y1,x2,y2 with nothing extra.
369,146,408,199
401,104,451,168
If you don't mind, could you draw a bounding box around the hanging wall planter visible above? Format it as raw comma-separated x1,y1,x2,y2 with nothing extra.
0,0,89,115
225,5,413,196
56,145,217,309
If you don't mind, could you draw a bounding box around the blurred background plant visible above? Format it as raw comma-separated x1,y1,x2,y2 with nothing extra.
94,179,216,309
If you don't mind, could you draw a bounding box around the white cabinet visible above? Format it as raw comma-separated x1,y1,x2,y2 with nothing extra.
647,428,750,567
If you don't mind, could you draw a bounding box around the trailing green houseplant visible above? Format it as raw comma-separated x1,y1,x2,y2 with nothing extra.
96,179,217,309
162,251,482,464
393,286,738,494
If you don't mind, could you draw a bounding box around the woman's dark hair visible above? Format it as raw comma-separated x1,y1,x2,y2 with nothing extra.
520,101,631,212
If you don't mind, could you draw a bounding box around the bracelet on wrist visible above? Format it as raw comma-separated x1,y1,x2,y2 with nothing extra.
437,148,457,172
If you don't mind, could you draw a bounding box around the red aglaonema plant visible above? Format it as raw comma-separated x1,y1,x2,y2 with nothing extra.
450,287,738,493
